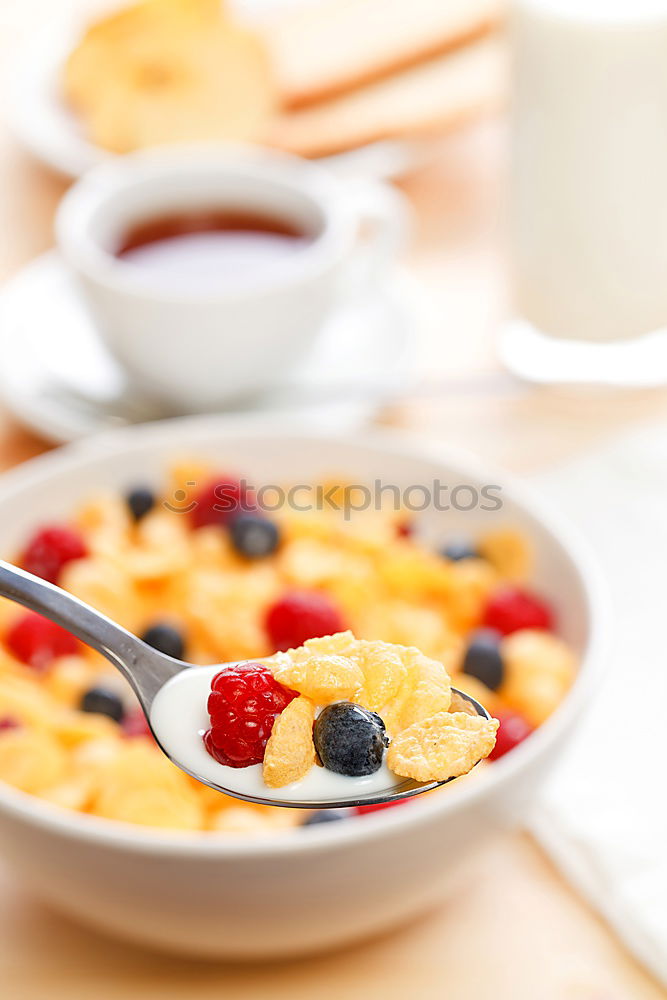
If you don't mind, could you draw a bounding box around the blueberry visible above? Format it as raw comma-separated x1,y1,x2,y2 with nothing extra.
462,628,504,690
229,514,280,559
313,703,388,777
141,623,185,660
126,486,156,522
442,539,478,562
303,808,352,826
80,686,125,723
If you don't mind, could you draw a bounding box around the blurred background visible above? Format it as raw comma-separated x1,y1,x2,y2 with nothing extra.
0,0,665,997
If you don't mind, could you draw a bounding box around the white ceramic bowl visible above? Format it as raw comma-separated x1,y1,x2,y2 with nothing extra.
0,417,606,959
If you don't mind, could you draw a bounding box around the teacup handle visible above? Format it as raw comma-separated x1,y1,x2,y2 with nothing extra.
338,179,410,298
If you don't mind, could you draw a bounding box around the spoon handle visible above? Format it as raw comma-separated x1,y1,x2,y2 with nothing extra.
0,559,183,705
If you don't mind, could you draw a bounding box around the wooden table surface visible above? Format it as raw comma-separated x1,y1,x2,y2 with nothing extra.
0,3,666,998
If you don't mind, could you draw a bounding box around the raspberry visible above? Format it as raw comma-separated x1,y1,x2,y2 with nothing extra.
483,586,554,636
204,662,297,768
21,524,87,585
488,710,533,760
265,591,345,652
6,611,79,671
190,476,255,529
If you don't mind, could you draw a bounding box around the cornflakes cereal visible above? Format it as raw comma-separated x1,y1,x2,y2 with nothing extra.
387,712,499,782
0,459,576,834
477,528,532,582
263,696,316,788
355,640,408,712
500,629,576,726
89,743,204,829
0,728,68,794
381,647,452,734
269,646,364,703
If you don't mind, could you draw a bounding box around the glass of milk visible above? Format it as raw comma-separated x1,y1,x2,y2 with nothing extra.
503,0,667,385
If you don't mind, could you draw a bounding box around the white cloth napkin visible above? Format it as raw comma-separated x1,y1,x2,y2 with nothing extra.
528,422,667,986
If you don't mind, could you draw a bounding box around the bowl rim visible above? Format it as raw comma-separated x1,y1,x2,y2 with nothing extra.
0,416,610,857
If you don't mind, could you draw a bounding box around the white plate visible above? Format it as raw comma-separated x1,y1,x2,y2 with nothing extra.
9,13,433,182
0,251,418,443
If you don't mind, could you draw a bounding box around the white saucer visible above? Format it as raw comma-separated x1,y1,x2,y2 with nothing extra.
0,252,417,444
9,11,432,182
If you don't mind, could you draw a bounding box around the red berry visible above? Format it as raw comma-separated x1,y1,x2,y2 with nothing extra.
122,707,153,739
6,612,79,671
483,586,554,636
204,662,297,768
190,476,256,529
355,798,412,816
488,710,533,761
0,716,20,732
396,520,414,539
265,591,345,652
21,524,87,584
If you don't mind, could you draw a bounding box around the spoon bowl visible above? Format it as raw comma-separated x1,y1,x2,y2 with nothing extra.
0,559,490,809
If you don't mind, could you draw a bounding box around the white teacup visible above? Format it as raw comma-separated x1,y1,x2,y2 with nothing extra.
55,146,408,412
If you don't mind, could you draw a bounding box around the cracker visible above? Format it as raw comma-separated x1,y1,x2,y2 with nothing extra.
263,0,505,108
267,36,506,159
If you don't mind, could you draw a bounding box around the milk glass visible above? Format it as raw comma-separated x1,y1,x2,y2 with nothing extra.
505,0,667,382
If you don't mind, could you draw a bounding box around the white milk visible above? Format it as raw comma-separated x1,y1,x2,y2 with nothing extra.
149,665,400,805
512,0,667,342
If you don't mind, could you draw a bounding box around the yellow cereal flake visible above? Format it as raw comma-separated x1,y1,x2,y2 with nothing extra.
0,674,62,728
167,456,213,508
92,784,204,829
263,696,315,788
53,710,119,747
382,648,452,735
442,558,498,632
500,629,576,726
353,600,461,666
59,557,141,631
207,804,303,834
43,656,95,706
0,728,68,793
290,632,358,658
477,528,532,582
270,652,363,704
89,743,204,829
41,778,93,811
355,641,408,712
74,493,131,544
387,712,499,782
279,539,349,587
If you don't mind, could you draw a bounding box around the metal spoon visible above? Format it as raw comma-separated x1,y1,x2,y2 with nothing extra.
0,559,491,810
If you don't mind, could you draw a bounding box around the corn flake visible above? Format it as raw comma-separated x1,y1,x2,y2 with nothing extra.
263,696,316,788
387,711,499,782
